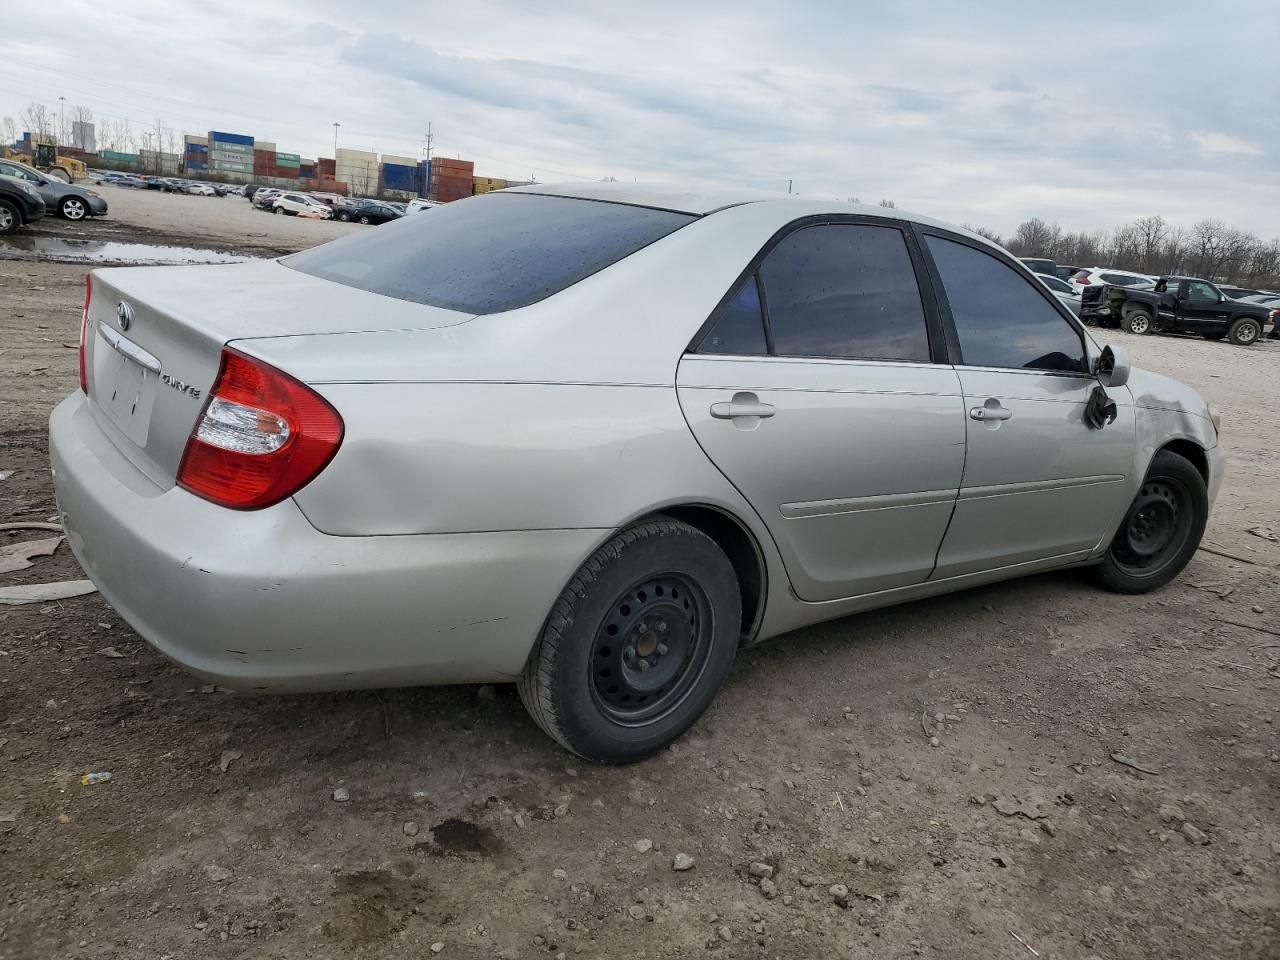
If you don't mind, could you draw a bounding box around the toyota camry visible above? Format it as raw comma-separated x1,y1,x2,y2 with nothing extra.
49,183,1223,762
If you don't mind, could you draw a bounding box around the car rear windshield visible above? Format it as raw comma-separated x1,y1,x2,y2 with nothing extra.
282,193,696,315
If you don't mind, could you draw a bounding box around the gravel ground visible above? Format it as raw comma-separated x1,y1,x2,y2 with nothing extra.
0,202,1277,960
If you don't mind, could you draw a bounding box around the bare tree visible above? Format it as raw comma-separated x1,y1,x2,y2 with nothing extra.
1008,217,1062,257
20,101,53,138
961,223,1004,246
878,198,896,208
1,115,15,146
1130,215,1168,274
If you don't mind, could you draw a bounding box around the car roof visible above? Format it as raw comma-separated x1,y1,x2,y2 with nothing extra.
503,181,1002,248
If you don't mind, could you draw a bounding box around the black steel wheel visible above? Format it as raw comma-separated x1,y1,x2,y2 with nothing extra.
1121,307,1152,335
1092,449,1207,594
590,573,713,725
519,518,741,763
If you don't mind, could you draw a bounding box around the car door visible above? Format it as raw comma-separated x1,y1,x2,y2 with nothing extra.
919,231,1137,578
677,219,967,602
1177,280,1232,331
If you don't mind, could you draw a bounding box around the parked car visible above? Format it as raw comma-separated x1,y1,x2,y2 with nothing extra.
1054,263,1084,281
1069,268,1156,292
1036,272,1082,316
313,193,359,218
0,158,108,221
1081,275,1277,344
51,184,1225,762
186,183,217,196
1019,257,1057,276
251,188,282,210
115,175,148,189
272,192,334,218
406,198,441,214
347,199,403,224
0,173,47,234
1215,284,1258,301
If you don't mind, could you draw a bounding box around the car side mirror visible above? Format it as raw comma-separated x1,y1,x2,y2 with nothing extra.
1094,344,1130,388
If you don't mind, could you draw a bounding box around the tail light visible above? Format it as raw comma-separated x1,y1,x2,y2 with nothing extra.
176,347,343,510
1076,276,1091,285
79,274,92,393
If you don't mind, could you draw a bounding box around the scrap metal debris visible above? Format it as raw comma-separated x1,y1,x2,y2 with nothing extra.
0,536,62,574
0,580,98,605
1110,753,1160,776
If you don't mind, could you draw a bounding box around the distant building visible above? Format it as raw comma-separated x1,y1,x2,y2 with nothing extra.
71,121,96,153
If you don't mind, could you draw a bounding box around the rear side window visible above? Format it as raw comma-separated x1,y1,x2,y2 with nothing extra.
759,224,931,362
698,276,768,355
284,193,694,314
926,235,1086,373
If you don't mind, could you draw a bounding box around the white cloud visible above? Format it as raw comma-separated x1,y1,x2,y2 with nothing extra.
1191,131,1263,156
0,0,1276,238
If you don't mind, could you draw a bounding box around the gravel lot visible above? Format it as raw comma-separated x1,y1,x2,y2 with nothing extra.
1,196,1277,960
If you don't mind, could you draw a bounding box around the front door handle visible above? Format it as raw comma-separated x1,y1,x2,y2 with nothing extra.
710,393,776,420
969,403,1013,422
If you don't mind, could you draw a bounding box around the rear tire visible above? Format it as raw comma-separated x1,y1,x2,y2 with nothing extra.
337,211,351,222
273,206,283,215
1227,317,1260,346
0,199,19,234
358,215,371,224
1091,449,1208,594
1121,307,1152,335
518,518,741,763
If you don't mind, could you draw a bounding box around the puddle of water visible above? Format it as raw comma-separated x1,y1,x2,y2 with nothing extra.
0,236,259,265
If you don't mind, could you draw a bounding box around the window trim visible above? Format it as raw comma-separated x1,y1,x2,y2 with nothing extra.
912,225,1093,379
689,214,949,365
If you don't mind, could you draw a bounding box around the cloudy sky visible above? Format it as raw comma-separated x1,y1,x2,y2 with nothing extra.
1,0,1276,237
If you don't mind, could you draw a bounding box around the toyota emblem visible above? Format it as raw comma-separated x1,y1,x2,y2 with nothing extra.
116,301,133,331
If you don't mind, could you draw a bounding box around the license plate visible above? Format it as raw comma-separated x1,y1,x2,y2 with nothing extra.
93,324,159,447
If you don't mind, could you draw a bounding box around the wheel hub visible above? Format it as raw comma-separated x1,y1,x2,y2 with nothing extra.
1111,479,1188,573
591,574,710,724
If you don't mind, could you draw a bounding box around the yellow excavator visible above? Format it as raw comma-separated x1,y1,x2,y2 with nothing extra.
2,134,86,182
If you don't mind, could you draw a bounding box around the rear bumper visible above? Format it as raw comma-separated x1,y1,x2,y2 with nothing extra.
49,392,601,692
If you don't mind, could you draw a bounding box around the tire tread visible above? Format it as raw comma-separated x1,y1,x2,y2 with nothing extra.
517,518,715,757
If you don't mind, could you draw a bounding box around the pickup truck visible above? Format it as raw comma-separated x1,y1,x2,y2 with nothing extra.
1081,275,1277,346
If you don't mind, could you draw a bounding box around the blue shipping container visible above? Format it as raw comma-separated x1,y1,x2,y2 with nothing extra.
209,131,254,146
382,163,419,192
186,144,208,153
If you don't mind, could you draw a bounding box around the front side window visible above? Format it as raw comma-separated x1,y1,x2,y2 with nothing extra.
759,224,931,362
1186,280,1218,300
926,235,1086,374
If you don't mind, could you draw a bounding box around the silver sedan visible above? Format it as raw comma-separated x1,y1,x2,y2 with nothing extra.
50,183,1224,762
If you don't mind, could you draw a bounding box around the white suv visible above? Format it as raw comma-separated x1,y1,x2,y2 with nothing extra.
1069,267,1156,293
272,193,333,219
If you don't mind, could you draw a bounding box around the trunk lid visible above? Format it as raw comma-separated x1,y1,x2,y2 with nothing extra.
84,259,472,488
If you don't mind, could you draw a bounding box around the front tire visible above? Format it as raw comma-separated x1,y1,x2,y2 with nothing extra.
1091,449,1208,594
337,211,351,222
0,199,19,234
59,197,88,220
358,215,371,224
1227,318,1260,346
45,167,71,183
1121,307,1152,335
518,518,741,763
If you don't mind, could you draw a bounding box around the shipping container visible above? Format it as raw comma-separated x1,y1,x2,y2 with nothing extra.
336,147,378,162
381,153,418,167
317,158,336,176
255,141,277,152
212,150,256,165
208,131,253,147
381,162,419,193
210,140,253,156
184,135,209,147
276,152,301,164
185,143,208,154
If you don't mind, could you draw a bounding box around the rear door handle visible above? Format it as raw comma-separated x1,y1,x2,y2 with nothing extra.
969,403,1013,422
710,393,775,420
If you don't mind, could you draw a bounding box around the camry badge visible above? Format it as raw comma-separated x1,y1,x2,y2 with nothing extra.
116,301,133,331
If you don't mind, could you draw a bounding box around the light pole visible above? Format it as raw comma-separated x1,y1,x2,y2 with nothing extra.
58,96,65,145
332,121,340,158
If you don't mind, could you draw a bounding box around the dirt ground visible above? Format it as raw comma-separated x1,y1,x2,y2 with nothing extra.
1,198,1277,960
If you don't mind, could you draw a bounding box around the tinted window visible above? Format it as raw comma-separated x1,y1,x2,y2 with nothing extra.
1038,275,1071,294
926,235,1086,373
697,275,767,355
760,224,930,361
285,193,694,314
1186,280,1218,300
